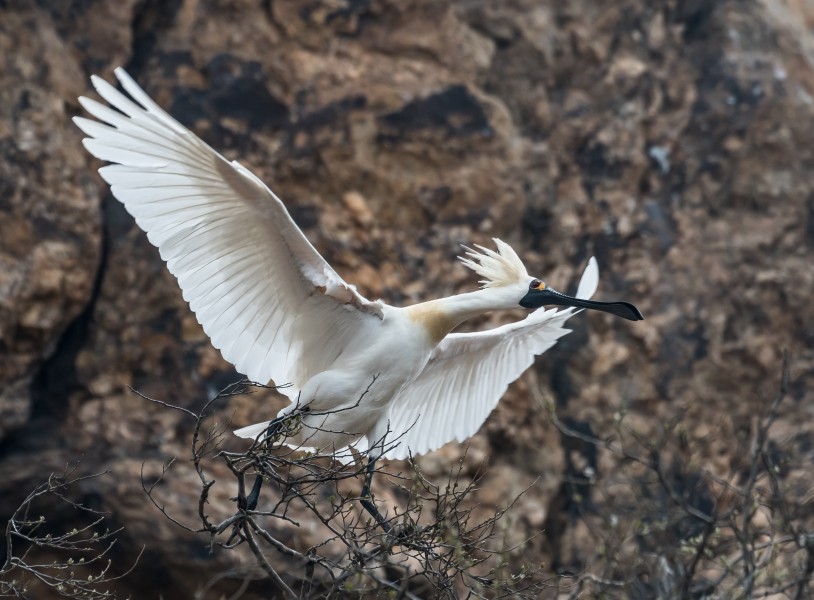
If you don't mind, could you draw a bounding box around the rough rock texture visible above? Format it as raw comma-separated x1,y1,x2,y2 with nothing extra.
1,0,814,596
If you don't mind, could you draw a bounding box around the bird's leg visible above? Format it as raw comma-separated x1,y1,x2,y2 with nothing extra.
227,472,264,545
234,471,263,513
360,456,391,533
245,473,263,511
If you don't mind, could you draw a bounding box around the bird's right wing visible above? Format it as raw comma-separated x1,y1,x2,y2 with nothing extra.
74,68,383,395
382,258,599,459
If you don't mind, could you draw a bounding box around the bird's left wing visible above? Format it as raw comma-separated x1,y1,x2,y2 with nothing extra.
382,258,599,459
74,68,383,394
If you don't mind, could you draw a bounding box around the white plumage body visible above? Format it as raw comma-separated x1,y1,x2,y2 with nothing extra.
273,304,437,453
75,68,617,462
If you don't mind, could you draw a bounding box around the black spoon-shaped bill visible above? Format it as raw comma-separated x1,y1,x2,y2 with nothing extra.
520,287,644,321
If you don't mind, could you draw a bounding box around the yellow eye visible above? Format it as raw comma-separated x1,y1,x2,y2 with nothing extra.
530,279,545,290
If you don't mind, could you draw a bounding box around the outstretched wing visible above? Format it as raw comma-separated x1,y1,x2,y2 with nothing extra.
75,68,383,396
383,258,599,459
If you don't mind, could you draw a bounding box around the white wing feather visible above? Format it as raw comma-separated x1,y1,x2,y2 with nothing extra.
75,68,382,395
576,257,599,300
383,258,599,459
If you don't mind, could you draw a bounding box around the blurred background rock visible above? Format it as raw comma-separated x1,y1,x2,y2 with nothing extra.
1,0,813,597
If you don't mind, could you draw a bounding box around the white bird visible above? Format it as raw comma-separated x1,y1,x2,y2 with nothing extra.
75,69,642,525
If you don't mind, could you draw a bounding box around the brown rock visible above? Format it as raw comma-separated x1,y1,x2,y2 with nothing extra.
2,0,814,596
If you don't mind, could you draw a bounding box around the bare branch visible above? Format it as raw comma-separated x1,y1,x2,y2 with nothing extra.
1,466,140,599
135,379,552,598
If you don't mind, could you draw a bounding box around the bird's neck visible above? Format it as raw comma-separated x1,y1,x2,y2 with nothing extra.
405,288,514,345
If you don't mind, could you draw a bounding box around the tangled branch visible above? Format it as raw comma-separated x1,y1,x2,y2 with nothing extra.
139,380,550,598
543,350,814,598
0,466,141,599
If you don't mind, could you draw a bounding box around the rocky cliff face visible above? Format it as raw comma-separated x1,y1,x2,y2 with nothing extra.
2,0,813,597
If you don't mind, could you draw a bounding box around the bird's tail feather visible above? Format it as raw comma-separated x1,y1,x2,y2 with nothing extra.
233,421,272,440
233,422,361,464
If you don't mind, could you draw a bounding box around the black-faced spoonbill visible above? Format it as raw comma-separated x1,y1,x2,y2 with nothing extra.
75,68,643,530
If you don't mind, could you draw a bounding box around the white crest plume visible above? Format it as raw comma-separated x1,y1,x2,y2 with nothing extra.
458,238,529,288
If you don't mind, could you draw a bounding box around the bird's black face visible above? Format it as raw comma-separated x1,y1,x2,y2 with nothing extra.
520,279,644,321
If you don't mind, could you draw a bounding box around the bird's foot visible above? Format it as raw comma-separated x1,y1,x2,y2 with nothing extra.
383,523,438,555
360,496,392,533
261,406,310,445
261,417,284,441
387,523,420,544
